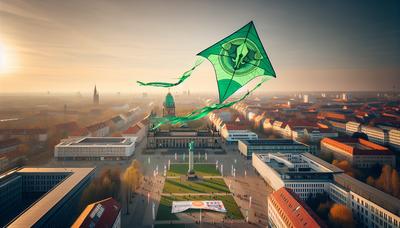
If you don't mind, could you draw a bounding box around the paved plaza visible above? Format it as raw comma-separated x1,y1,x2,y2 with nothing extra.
47,139,273,227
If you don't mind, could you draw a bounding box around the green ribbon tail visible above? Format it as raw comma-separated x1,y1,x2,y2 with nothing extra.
151,77,271,129
137,58,204,87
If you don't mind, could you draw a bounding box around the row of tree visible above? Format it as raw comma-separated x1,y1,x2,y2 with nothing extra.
79,160,143,213
79,167,122,209
123,160,142,214
332,159,359,178
366,165,400,198
306,193,355,227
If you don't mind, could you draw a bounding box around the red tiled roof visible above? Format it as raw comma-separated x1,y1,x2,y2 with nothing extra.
286,120,317,128
321,137,393,156
269,187,326,228
123,124,142,134
318,112,347,121
86,122,108,132
72,197,121,228
223,123,247,130
70,128,91,137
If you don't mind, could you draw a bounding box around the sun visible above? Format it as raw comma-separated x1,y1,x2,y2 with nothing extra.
0,43,16,74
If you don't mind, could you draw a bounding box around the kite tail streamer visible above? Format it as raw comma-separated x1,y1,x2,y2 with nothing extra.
151,77,271,130
137,58,204,87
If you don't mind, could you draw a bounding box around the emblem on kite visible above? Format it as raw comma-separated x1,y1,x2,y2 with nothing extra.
137,21,276,129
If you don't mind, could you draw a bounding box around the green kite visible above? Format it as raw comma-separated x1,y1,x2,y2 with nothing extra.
137,21,276,129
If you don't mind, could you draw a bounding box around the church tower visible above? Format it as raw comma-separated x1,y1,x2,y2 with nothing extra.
163,91,175,117
93,85,99,105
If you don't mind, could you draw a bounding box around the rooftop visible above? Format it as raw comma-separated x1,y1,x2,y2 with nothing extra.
58,137,135,146
72,197,121,228
334,173,400,216
240,139,308,146
123,124,142,134
86,122,108,132
269,187,326,228
6,167,95,227
321,137,393,155
164,92,175,108
255,153,337,180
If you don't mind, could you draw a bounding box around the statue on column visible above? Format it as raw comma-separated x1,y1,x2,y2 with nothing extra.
187,141,197,180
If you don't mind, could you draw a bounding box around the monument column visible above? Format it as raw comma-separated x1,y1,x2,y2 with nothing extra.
188,141,194,174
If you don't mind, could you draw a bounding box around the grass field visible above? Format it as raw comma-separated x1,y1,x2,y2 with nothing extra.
163,178,229,193
167,163,220,177
156,195,243,221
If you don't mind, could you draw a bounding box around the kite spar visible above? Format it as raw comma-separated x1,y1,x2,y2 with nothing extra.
137,21,276,129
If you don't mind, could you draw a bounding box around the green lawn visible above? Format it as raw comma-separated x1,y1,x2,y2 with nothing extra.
156,195,243,221
167,163,220,177
163,178,229,193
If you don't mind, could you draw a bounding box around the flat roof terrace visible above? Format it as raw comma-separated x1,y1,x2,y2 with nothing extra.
241,139,307,146
7,167,95,227
59,137,134,146
257,153,334,181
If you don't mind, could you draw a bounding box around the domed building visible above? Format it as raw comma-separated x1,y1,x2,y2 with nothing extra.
163,92,175,117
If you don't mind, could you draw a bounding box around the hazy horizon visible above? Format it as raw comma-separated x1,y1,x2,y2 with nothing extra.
1,0,399,93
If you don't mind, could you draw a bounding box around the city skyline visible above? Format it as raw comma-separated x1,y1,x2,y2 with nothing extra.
0,0,399,94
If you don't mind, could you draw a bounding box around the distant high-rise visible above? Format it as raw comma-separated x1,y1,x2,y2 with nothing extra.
303,94,309,103
93,85,99,105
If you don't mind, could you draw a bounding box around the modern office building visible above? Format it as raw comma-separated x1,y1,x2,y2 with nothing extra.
220,123,258,143
252,153,340,199
238,139,310,159
72,197,121,228
333,173,400,228
253,152,400,228
55,137,136,160
147,128,220,149
321,138,396,168
1,167,94,227
268,187,326,228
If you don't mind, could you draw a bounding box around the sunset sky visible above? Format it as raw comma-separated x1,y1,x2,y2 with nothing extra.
0,0,399,94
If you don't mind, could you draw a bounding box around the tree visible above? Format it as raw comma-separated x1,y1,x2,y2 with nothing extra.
391,169,400,198
122,160,143,214
366,176,375,186
332,160,355,177
329,204,354,228
79,167,122,210
375,165,393,194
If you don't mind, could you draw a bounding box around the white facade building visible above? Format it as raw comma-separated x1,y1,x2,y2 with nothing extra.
221,129,258,143
346,121,361,135
253,152,400,228
361,125,388,145
252,153,338,200
389,129,400,149
55,137,136,160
